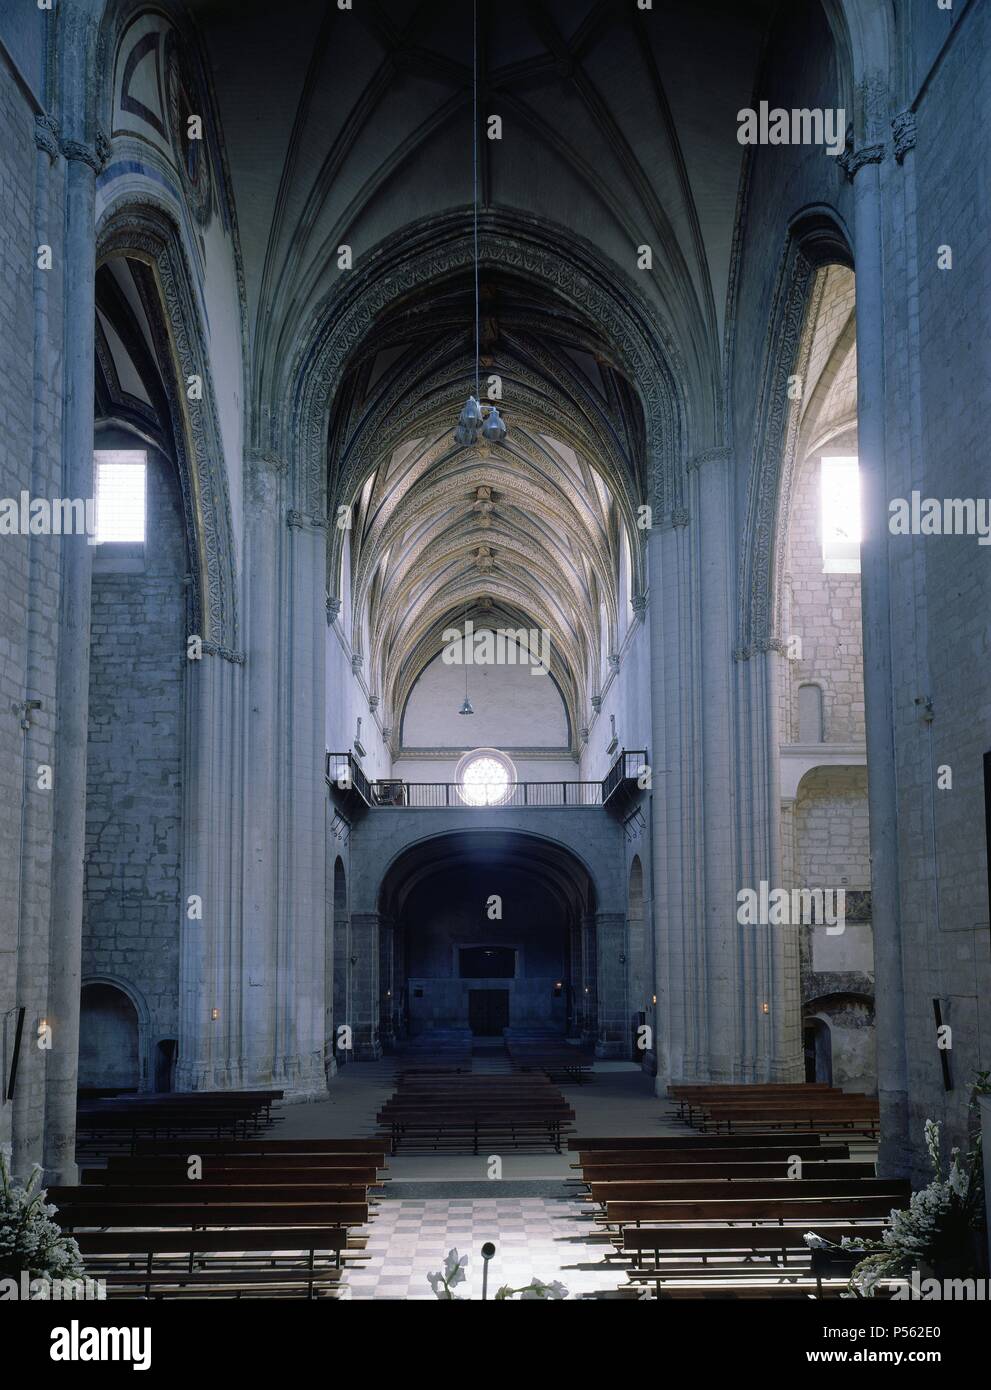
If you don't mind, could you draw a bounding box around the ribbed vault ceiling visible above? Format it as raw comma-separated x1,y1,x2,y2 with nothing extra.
331,268,644,748
196,0,783,749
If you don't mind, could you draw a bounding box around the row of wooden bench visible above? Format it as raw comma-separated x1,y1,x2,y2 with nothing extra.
59,1138,387,1299
567,1130,903,1297
505,1042,594,1084
377,1072,575,1152
75,1089,284,1154
666,1083,881,1137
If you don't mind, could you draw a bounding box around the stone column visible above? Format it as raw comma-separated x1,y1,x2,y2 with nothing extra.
594,912,628,1058
10,115,62,1176
281,510,328,1094
851,144,910,1175
42,133,107,1182
647,518,700,1087
332,912,351,1064
350,912,382,1059
379,915,396,1050
580,911,596,1043
567,915,581,1038
689,449,740,1082
176,647,243,1091
236,458,282,1086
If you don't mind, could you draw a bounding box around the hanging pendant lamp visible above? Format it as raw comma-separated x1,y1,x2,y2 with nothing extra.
454,0,507,450
458,599,474,715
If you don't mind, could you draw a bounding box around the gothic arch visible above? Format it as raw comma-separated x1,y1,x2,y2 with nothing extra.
96,200,240,649
737,209,854,655
281,210,691,520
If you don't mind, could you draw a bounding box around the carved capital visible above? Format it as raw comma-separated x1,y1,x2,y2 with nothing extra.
60,127,111,174
326,596,342,623
351,654,363,674
687,446,731,472
838,142,885,182
631,593,648,616
670,507,690,529
34,114,60,160
247,449,288,476
892,111,917,164
201,640,246,665
287,507,327,531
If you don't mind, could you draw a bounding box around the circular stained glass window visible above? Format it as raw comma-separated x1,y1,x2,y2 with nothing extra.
456,748,516,807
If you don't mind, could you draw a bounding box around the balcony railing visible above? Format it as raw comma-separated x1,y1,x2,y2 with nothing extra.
326,749,648,810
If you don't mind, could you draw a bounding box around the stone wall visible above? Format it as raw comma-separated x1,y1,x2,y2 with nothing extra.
0,20,65,1164
82,445,187,1088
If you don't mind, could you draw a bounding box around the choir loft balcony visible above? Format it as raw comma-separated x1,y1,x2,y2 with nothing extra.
326,749,647,814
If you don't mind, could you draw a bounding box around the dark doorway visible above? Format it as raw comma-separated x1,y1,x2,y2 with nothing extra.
154,1039,177,1093
469,989,510,1036
803,1019,832,1084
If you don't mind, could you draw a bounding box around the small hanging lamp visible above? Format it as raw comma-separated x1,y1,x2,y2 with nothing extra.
454,0,507,450
458,599,474,714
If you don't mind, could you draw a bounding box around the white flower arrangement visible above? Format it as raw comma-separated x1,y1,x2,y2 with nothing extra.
427,1247,568,1300
0,1146,85,1286
803,1095,989,1297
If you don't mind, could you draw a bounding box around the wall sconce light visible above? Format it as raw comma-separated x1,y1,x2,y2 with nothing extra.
651,994,657,1005
761,1002,769,1015
211,1008,220,1021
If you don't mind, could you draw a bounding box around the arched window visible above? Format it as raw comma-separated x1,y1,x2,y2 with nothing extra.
798,683,824,743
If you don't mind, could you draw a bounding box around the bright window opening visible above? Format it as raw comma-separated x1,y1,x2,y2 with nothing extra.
457,749,516,806
820,455,861,574
95,450,147,543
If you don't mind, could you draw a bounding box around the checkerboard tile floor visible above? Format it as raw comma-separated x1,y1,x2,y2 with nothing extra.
348,1195,625,1300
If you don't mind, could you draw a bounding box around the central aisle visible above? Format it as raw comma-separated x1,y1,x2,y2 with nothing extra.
348,1190,627,1300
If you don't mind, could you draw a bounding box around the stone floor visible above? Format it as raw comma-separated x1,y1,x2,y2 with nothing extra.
277,1057,670,1298
349,1190,624,1300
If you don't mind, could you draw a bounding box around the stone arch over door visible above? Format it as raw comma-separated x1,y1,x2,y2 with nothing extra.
350,822,626,1058
78,978,146,1092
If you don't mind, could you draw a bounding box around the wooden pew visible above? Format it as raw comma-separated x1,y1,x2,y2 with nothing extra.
568,1132,824,1152
57,1200,369,1230
603,1194,902,1225
56,1183,374,1204
620,1222,876,1295
573,1143,849,1167
133,1138,385,1157
588,1177,908,1203
74,1227,351,1300
579,1160,876,1183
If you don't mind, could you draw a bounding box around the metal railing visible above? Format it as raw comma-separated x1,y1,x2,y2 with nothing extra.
327,749,648,810
602,749,648,803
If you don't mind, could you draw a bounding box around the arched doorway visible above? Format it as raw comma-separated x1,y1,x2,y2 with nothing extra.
376,831,613,1053
78,982,140,1092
